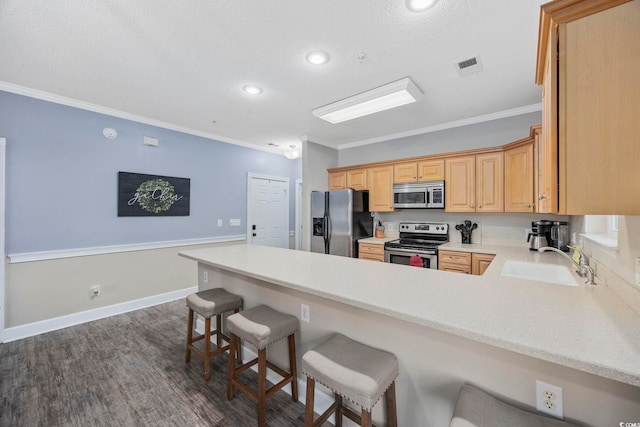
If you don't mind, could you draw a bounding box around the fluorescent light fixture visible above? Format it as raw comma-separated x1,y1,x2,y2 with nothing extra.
312,77,423,124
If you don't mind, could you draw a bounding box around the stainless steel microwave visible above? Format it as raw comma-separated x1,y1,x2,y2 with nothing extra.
392,181,444,209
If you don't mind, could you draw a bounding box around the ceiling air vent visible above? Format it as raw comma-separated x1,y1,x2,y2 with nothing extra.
455,55,483,77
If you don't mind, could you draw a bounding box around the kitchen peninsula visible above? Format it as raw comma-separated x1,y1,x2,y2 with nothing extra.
180,244,640,425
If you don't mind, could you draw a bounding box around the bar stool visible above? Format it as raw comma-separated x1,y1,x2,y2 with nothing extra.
226,304,299,427
185,288,243,380
302,333,399,427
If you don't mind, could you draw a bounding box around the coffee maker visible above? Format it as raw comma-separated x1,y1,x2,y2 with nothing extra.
551,221,569,251
528,220,553,251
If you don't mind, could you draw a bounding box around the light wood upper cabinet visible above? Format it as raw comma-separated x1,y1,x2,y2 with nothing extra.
505,141,535,212
393,161,418,183
346,168,368,190
328,171,346,190
445,156,475,212
537,0,640,214
445,153,503,213
368,165,394,212
418,159,445,181
476,152,504,212
394,159,444,183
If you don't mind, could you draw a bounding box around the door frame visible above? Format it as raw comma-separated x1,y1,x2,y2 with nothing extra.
0,137,6,343
295,179,302,250
246,172,290,248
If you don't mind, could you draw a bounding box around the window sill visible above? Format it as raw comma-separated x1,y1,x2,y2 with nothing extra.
581,233,618,250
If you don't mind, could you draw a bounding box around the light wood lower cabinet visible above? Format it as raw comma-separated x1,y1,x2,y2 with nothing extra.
438,250,495,275
358,243,384,262
438,250,472,274
471,253,495,275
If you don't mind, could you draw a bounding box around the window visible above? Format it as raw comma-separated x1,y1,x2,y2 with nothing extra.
584,215,618,248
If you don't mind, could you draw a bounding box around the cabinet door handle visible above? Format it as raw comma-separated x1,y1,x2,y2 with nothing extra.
470,204,474,208
478,205,482,208
526,203,533,208
538,194,547,200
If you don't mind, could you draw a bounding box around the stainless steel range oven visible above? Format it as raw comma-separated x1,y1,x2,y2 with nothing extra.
384,222,449,269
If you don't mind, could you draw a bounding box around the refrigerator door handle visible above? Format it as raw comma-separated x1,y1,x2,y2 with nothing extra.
324,213,331,253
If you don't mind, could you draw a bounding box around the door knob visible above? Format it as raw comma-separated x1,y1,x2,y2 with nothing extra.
252,233,257,237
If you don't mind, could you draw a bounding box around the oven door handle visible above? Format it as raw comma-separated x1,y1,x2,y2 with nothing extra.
384,247,437,255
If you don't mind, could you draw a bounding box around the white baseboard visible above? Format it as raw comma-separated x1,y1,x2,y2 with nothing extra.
3,286,197,343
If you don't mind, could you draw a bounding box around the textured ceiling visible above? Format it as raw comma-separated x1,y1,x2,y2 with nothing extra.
0,0,545,154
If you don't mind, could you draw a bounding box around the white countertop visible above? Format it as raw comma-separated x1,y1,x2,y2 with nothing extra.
179,243,640,387
358,236,397,245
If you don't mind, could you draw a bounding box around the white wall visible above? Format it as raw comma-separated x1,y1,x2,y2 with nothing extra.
338,111,541,166
4,241,239,329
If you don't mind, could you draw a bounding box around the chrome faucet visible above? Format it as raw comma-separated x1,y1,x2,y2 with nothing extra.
538,246,596,285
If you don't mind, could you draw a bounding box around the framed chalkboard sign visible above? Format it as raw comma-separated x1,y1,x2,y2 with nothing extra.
118,172,190,217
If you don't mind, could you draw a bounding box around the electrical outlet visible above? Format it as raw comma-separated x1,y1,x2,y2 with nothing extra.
229,218,241,226
536,380,563,419
90,285,101,298
300,304,310,323
203,271,208,283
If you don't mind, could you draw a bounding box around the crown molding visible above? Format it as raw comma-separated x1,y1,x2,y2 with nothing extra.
0,81,280,154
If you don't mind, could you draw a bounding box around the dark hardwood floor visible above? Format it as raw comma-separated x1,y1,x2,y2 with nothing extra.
0,300,310,426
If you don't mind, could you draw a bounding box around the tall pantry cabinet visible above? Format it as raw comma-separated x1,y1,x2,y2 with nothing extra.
536,0,640,214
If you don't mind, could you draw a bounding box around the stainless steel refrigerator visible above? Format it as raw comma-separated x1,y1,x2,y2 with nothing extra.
311,189,373,257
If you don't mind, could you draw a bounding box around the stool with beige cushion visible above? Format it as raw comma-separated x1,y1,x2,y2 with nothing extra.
226,304,299,427
450,383,579,427
302,333,399,427
185,288,243,380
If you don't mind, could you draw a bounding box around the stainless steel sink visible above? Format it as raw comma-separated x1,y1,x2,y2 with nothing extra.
500,260,579,286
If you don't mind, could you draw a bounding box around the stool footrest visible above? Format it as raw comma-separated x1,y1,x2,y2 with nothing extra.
229,358,295,401
311,402,338,427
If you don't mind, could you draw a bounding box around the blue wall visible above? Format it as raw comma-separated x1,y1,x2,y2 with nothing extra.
0,90,301,253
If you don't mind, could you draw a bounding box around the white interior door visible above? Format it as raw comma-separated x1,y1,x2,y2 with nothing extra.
247,173,290,248
0,138,6,343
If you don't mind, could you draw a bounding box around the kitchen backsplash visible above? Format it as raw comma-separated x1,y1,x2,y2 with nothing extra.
377,211,568,247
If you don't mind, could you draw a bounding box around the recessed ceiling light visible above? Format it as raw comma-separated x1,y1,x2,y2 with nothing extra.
407,0,438,12
242,85,263,95
305,51,330,65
